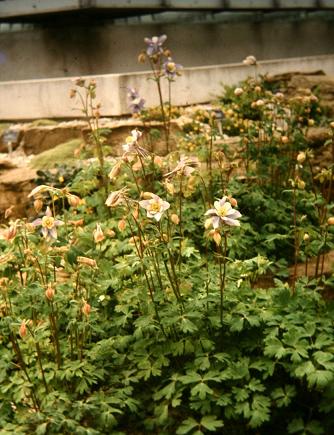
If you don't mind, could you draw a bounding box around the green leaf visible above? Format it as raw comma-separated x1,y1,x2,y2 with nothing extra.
179,317,198,333
176,417,198,435
307,369,333,389
36,423,49,435
154,381,176,401
313,351,334,369
248,394,271,428
230,316,244,332
271,385,296,408
264,337,287,359
191,382,214,400
288,418,305,434
295,361,315,379
200,415,224,431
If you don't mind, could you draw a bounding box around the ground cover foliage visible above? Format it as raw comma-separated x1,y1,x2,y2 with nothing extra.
1,37,334,434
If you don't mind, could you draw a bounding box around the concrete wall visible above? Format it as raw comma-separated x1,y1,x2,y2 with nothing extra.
1,14,334,81
1,54,334,120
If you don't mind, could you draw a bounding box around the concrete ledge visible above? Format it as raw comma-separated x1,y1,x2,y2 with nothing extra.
1,54,334,120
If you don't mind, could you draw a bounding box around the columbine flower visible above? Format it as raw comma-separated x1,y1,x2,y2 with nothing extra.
163,58,183,79
205,197,241,229
243,55,257,66
139,193,170,222
127,87,145,114
144,34,167,56
164,156,200,178
122,129,149,158
32,207,63,240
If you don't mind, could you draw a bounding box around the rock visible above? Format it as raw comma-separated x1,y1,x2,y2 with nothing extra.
22,124,84,155
0,127,23,153
266,72,334,116
0,167,36,220
306,127,332,147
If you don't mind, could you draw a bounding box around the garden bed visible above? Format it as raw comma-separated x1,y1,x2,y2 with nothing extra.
1,37,334,435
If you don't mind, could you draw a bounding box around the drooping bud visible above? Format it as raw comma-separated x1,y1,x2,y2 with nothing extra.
303,233,310,242
132,206,139,220
19,321,27,338
1,224,17,242
297,178,305,190
82,302,91,316
108,160,122,180
118,219,127,232
327,217,334,225
171,213,180,225
229,197,238,207
234,87,243,96
45,284,55,301
34,198,44,213
93,223,105,244
297,152,306,164
67,194,81,208
281,136,289,144
77,256,97,268
208,229,221,246
69,89,76,98
107,229,116,238
4,206,14,219
204,218,212,229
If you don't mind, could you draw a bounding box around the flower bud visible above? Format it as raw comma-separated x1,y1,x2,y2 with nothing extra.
68,194,81,208
118,219,126,232
171,214,180,225
69,89,76,98
229,197,238,207
213,230,222,246
107,229,116,238
132,206,139,220
82,302,91,316
303,233,310,242
4,206,14,219
281,136,289,144
77,256,97,268
93,223,105,244
108,160,122,180
140,192,155,199
34,198,44,213
154,156,163,167
330,121,334,129
297,152,306,164
1,225,17,242
138,52,146,63
254,86,261,93
19,321,27,338
234,87,243,96
297,179,305,190
308,119,315,126
74,78,85,87
45,284,55,301
327,217,334,225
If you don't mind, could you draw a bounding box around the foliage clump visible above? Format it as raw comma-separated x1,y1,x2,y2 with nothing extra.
1,40,334,435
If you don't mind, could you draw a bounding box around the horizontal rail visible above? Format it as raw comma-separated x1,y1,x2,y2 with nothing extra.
1,0,334,20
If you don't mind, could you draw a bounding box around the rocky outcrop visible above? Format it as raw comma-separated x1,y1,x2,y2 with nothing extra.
265,72,334,116
0,166,36,220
